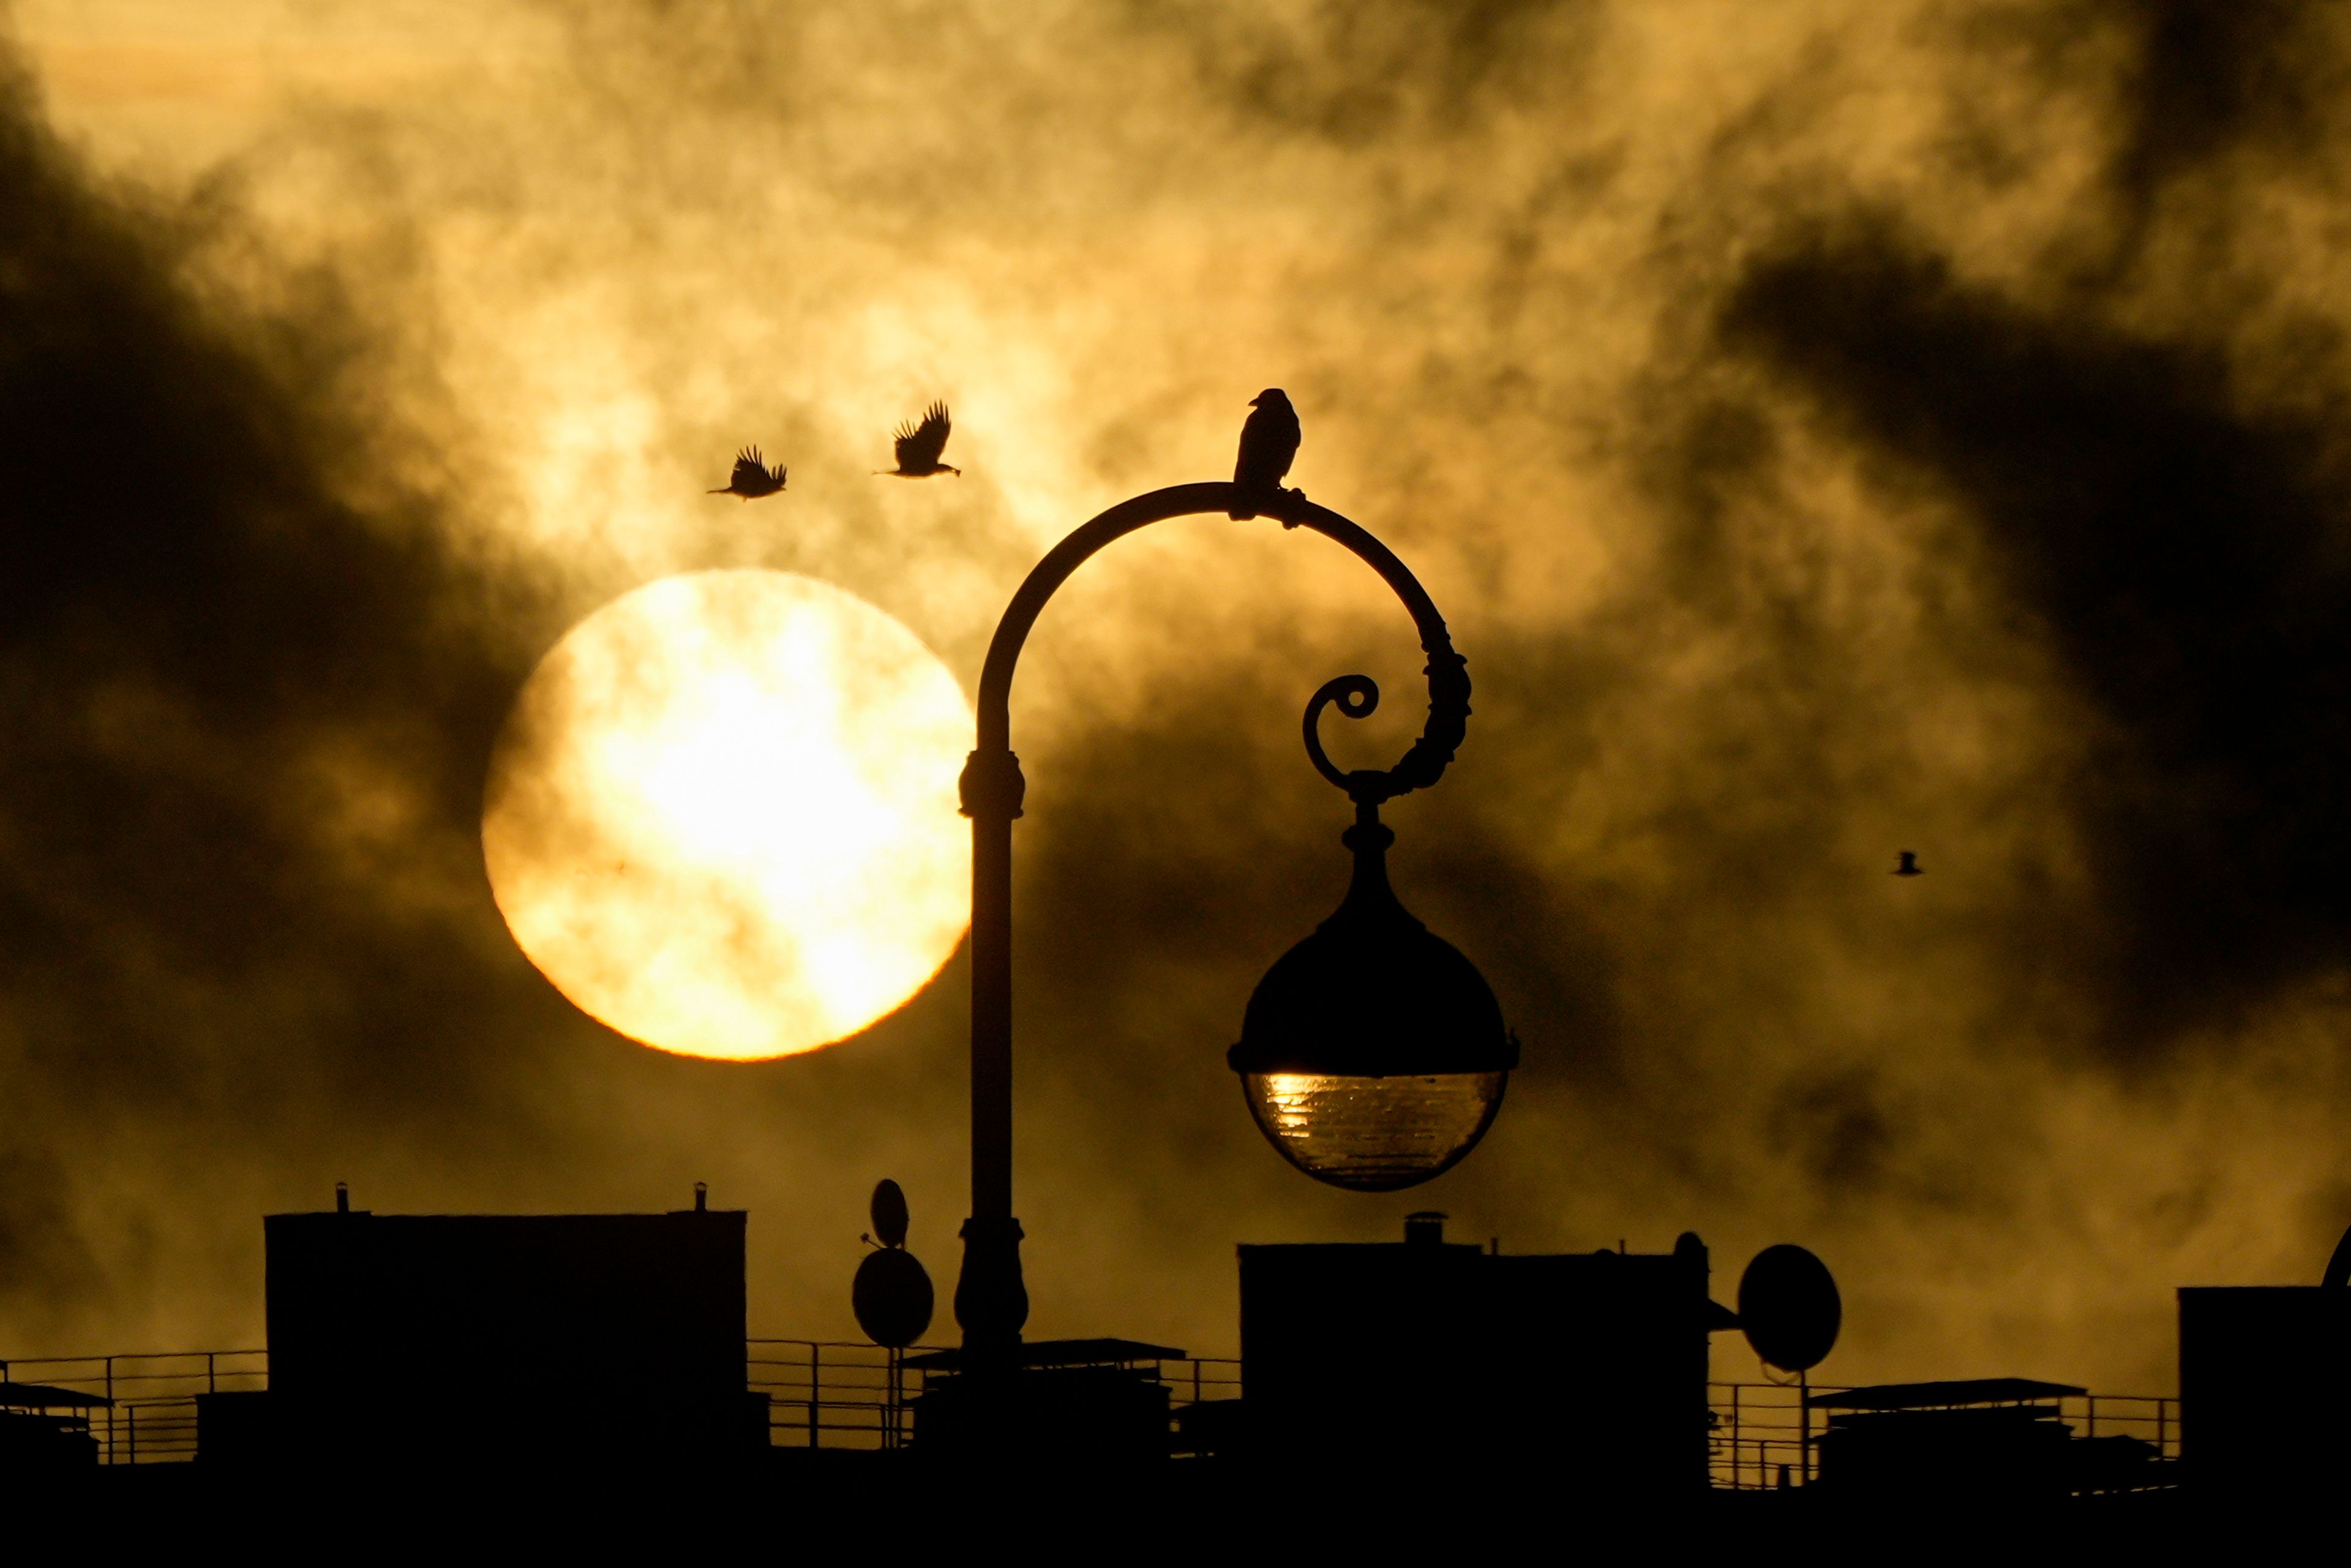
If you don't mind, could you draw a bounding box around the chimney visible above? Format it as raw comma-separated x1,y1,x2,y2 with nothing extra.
1404,1211,1445,1247
335,1182,349,1214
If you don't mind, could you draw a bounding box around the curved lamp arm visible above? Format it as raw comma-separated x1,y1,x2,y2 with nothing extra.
950,480,1471,1354
959,481,1469,817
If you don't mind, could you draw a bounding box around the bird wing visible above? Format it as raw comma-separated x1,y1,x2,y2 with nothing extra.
730,448,768,490
894,403,951,470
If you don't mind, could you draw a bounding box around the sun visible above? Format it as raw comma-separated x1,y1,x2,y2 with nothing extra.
482,570,972,1061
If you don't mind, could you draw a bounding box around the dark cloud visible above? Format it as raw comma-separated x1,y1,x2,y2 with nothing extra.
0,64,515,1063
1721,211,2351,1047
2105,0,2328,199
0,33,1002,1349
0,56,639,1337
1961,1,2345,276
1768,1066,1898,1193
0,1149,102,1325
9,0,2351,1395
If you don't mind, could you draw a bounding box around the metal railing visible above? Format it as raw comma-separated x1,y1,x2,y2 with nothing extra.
744,1341,1243,1452
0,1343,1245,1463
1166,1355,1244,1412
1709,1382,2180,1491
748,1340,917,1450
0,1351,267,1465
0,1343,2169,1482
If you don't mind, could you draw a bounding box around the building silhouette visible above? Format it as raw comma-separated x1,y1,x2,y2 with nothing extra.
9,1191,2343,1530
1232,1214,1728,1488
199,1190,759,1468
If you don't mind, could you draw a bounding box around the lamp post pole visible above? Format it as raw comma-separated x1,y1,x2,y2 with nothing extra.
951,480,1471,1362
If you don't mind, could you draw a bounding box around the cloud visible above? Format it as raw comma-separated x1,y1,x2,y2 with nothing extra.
1721,211,2351,1046
3,0,2351,1394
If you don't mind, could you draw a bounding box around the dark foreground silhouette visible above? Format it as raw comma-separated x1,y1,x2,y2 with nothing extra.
9,1199,2334,1549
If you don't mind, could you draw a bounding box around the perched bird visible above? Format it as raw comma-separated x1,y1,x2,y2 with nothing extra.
1229,388,1301,519
708,446,787,500
1893,850,1922,877
877,402,960,478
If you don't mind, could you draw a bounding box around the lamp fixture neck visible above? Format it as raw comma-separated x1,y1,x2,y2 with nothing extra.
1333,803,1418,932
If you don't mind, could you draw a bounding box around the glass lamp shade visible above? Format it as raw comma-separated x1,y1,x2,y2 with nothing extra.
1242,1070,1507,1191
1229,819,1516,1191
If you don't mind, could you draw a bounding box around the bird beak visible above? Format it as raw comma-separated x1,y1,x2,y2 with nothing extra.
1248,396,1262,407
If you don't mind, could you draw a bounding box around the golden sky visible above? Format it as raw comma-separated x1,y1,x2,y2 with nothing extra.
5,0,2351,1397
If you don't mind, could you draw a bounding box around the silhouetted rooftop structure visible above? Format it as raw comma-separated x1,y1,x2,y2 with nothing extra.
908,1339,1179,1461
1810,1378,2085,1411
0,1381,105,1471
1810,1376,2164,1501
0,1191,2222,1518
904,1337,1182,1371
0,1382,111,1409
200,1194,762,1468
2178,1285,2351,1501
1235,1215,1734,1488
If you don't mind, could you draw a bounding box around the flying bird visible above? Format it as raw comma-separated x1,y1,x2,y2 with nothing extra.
1229,388,1301,519
1893,851,1922,876
708,446,787,500
877,402,960,478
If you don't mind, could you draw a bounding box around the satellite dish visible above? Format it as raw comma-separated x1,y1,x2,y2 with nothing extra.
2325,1220,2351,1289
853,1249,934,1349
1738,1244,1841,1373
871,1179,910,1250
853,1178,931,1348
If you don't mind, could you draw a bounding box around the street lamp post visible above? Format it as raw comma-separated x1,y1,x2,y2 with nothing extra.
951,480,1513,1361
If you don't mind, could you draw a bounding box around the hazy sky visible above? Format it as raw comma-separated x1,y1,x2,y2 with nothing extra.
4,0,2350,1395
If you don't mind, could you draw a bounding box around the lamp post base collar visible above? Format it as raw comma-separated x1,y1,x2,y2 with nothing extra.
958,748,1026,821
954,1215,1030,1360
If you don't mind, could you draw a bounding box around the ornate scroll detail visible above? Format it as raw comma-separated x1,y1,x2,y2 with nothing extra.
1301,639,1471,808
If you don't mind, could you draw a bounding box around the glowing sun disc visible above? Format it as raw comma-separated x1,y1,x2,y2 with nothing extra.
482,570,972,1060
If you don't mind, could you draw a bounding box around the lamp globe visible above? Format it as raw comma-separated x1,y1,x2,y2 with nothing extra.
1228,815,1516,1191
